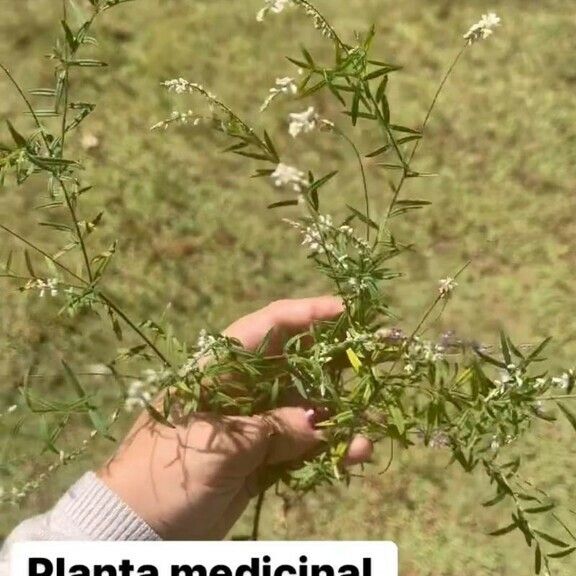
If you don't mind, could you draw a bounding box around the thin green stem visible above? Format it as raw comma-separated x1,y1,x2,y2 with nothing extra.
0,63,51,150
334,127,371,240
251,490,266,541
58,6,95,284
408,45,467,165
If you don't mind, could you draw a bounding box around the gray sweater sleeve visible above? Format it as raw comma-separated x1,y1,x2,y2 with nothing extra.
0,472,160,575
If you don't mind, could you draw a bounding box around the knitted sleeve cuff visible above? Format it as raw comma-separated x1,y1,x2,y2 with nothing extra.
51,471,161,541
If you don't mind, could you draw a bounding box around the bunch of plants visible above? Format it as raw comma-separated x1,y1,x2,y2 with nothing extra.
0,1,575,574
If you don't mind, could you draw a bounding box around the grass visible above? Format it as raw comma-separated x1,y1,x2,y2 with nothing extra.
1,0,576,574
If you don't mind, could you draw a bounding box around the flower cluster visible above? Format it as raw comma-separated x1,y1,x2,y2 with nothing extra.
285,214,334,254
178,329,231,378
261,77,298,111
403,337,445,374
288,106,319,137
24,278,59,298
256,0,294,22
151,110,201,131
464,12,501,45
271,163,308,193
124,368,169,412
438,277,457,299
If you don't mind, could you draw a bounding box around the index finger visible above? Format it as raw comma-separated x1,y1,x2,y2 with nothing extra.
223,296,344,354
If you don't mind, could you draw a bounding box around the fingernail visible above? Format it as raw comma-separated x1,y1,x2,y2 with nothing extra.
305,408,316,427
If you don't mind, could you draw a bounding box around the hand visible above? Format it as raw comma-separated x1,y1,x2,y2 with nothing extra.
98,296,373,540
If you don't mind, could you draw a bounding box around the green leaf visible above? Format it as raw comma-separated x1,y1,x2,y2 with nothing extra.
489,521,518,537
389,405,405,435
366,143,391,158
61,20,78,51
525,337,552,363
482,491,507,507
309,170,338,194
68,59,108,67
557,402,576,433
146,403,175,428
29,88,56,97
6,120,27,148
376,75,388,102
389,124,421,135
548,547,576,559
499,329,511,365
390,199,431,217
534,544,542,575
292,377,309,399
263,131,279,162
23,249,35,278
380,95,390,125
534,530,569,548
268,199,299,209
363,68,389,81
62,359,86,399
32,110,61,118
524,503,555,514
88,409,115,441
350,87,360,126
346,204,379,231
346,348,362,373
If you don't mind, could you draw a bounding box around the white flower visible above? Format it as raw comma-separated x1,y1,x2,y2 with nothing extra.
285,215,336,255
163,79,217,100
261,77,298,111
438,277,457,298
7,405,17,414
25,278,59,298
257,0,294,22
552,371,571,390
429,430,451,449
124,379,153,413
464,12,501,45
288,106,319,138
151,110,199,131
271,163,308,193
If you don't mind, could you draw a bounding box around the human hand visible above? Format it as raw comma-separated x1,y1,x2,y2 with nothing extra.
98,296,373,540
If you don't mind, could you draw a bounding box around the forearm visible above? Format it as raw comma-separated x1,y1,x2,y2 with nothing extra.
0,472,159,576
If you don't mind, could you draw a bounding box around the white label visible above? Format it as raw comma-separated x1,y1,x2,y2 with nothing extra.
11,541,397,576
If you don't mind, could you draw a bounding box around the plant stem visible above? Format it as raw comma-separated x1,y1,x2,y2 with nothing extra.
251,490,266,541
408,45,466,165
334,127,371,240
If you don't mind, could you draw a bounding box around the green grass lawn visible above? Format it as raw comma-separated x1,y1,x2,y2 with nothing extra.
1,0,575,574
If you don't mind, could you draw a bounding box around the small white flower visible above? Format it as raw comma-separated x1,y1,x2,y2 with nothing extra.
271,163,308,193
81,132,99,151
552,372,571,390
464,12,501,45
257,0,294,22
25,278,59,298
260,77,298,111
288,106,319,138
429,431,451,449
438,277,457,298
124,379,154,413
7,405,17,414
